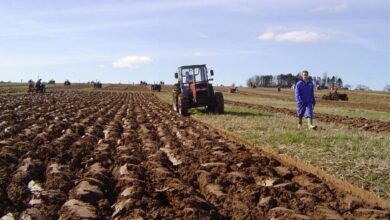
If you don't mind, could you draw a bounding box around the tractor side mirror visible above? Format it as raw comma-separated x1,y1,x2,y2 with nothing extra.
210,70,214,76
174,72,178,79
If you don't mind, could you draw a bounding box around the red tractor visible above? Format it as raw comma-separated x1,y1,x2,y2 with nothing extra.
322,85,348,101
172,64,224,116
228,83,239,93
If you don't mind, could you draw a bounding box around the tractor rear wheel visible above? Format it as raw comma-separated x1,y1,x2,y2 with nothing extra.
207,103,215,112
340,94,348,101
206,84,215,112
214,92,224,114
178,94,188,116
331,93,339,100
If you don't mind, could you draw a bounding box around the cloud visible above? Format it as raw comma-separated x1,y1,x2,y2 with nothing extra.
311,3,349,13
258,31,331,43
112,55,152,69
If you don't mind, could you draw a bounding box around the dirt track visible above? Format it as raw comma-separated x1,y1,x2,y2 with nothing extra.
0,91,389,219
225,100,390,133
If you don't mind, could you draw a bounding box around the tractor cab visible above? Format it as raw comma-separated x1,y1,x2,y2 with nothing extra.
175,64,214,106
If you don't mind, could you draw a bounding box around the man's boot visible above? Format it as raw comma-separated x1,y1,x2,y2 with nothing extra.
298,118,302,129
307,118,317,129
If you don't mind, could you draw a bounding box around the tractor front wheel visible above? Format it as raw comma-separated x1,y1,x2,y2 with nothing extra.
214,92,224,114
178,94,188,116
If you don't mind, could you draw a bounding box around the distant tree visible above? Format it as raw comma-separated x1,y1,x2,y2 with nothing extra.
255,75,261,87
261,75,273,87
384,84,390,92
336,78,343,88
355,84,370,90
246,78,254,87
287,73,296,87
326,77,331,87
330,76,336,87
312,76,320,86
344,84,352,90
321,72,328,87
276,74,281,86
246,72,344,89
48,79,56,84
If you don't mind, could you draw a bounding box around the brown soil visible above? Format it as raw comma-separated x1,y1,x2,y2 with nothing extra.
0,91,389,219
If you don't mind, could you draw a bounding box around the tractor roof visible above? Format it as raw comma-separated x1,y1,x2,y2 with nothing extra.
179,64,206,69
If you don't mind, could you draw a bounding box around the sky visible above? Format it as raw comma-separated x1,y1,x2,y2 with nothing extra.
0,0,389,90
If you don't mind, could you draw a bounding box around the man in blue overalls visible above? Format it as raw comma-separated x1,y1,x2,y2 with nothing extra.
295,70,317,129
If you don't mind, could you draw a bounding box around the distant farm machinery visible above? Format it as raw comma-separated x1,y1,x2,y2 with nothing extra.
322,86,348,101
93,81,102,89
151,84,161,92
228,84,240,93
28,79,46,93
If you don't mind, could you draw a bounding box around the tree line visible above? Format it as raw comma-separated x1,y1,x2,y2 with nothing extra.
246,72,344,89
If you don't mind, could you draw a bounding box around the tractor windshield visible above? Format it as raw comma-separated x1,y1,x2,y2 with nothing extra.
180,66,208,84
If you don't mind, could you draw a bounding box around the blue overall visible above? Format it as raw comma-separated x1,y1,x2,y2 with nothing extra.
294,80,316,119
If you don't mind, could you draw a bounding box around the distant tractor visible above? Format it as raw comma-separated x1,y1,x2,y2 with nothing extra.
64,80,71,86
93,81,102,89
228,84,239,93
172,64,224,116
151,84,162,92
322,85,348,101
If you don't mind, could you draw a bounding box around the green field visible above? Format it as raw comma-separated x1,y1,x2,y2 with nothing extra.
223,91,390,121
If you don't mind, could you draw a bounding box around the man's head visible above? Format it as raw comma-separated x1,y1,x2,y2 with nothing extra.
301,70,309,81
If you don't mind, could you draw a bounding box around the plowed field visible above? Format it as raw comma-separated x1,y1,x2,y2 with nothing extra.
0,91,389,219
